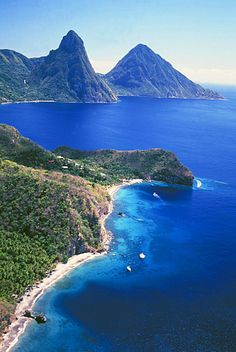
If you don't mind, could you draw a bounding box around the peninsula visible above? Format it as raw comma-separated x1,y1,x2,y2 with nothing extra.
0,123,193,350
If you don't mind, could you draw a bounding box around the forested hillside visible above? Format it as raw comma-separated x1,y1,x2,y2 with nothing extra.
0,124,193,336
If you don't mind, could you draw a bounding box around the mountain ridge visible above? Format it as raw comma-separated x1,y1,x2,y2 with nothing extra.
0,31,222,103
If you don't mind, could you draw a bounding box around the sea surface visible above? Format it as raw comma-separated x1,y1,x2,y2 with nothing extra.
1,87,236,351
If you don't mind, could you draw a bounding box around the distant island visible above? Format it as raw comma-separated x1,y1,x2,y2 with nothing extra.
0,30,222,104
0,123,193,349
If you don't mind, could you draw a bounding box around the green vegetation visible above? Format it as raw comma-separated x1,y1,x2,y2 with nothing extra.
0,124,58,168
0,49,35,103
0,157,108,333
54,147,194,186
0,124,122,184
105,44,223,100
0,159,108,299
0,230,53,300
0,123,193,335
0,31,116,104
0,124,193,186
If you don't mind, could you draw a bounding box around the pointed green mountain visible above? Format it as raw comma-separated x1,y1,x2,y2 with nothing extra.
105,44,223,99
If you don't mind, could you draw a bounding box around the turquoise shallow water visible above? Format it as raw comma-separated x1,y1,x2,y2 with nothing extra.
12,178,236,351
2,88,235,351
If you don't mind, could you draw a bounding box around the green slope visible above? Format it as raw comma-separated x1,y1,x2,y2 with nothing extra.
0,123,193,335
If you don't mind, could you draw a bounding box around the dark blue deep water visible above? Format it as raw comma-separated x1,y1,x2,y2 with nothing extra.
1,88,236,351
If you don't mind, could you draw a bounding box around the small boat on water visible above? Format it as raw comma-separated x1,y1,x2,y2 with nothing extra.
139,252,146,259
137,218,144,222
153,192,160,199
126,265,132,272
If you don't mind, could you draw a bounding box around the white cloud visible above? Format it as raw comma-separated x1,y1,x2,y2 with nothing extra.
178,67,236,85
91,60,116,74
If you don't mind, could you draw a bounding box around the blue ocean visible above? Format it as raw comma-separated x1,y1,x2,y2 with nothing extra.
1,87,236,351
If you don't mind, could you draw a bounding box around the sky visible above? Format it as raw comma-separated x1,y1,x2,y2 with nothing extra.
0,0,235,85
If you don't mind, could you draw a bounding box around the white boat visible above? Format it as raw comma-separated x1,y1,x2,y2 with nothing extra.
153,192,160,199
126,265,132,272
139,252,146,259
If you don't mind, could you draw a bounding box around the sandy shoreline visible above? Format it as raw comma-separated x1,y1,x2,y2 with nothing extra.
0,178,142,352
100,179,143,250
0,253,100,352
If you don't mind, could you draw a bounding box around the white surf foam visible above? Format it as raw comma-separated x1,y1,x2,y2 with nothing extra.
196,179,202,188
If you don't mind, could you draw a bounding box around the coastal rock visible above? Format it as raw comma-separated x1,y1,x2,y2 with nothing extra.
23,310,47,324
118,212,125,217
23,310,34,319
34,314,47,324
105,44,223,100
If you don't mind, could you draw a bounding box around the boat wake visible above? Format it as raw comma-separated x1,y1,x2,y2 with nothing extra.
195,179,202,188
193,177,228,191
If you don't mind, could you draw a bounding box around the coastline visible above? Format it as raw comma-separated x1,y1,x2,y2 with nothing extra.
0,178,142,352
0,100,56,105
0,99,118,105
0,253,99,352
100,179,143,250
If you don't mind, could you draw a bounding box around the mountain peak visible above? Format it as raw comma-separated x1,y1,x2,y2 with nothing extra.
133,43,151,51
131,43,155,55
105,44,223,100
28,30,117,103
59,30,84,53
